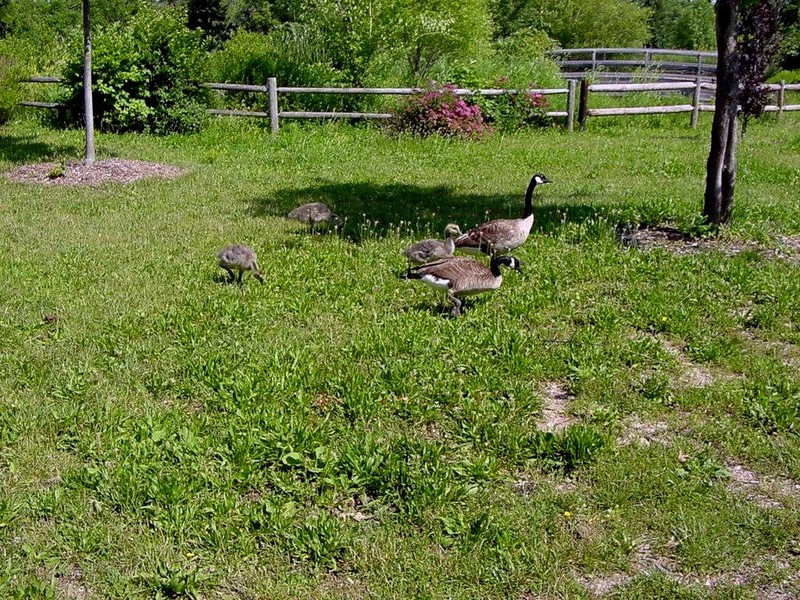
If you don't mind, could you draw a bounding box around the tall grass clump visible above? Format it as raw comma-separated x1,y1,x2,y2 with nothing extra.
0,49,24,125
209,27,356,113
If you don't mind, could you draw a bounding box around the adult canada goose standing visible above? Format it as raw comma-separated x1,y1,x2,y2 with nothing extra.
455,173,551,256
401,255,522,317
217,244,264,284
288,202,343,233
403,223,462,266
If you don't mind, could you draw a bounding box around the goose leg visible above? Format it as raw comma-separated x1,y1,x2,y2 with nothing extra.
448,292,462,317
224,267,236,283
237,270,244,284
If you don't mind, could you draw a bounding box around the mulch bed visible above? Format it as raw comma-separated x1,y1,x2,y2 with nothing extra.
3,158,186,186
619,225,800,262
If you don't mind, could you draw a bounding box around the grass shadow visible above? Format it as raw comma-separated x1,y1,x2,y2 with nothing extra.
245,179,609,242
0,132,80,166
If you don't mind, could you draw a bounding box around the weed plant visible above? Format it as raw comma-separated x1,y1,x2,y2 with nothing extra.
0,114,799,598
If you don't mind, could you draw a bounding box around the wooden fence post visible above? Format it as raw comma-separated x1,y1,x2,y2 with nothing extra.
778,79,785,118
691,76,701,128
578,79,589,131
268,77,279,133
567,79,576,133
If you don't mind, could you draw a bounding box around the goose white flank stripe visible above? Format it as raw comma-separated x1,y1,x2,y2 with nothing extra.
401,255,523,317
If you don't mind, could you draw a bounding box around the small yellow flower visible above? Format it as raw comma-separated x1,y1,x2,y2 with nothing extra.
563,511,572,518
661,316,668,322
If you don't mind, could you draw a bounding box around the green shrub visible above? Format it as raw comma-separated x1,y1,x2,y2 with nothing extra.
0,52,24,125
768,69,800,84
209,27,348,112
474,88,551,130
490,0,651,48
57,4,209,134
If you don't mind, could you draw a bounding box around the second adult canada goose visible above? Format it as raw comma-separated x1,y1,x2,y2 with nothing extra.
217,244,264,284
455,173,551,256
404,223,462,266
288,202,342,233
401,255,522,317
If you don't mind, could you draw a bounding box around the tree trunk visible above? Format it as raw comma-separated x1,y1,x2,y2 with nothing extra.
704,0,740,225
83,0,95,165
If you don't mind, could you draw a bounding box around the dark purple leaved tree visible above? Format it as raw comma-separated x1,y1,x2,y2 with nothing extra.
739,0,782,136
703,0,781,225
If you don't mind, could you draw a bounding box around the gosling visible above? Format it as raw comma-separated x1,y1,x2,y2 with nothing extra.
401,255,522,317
217,244,264,284
404,223,462,267
288,202,342,233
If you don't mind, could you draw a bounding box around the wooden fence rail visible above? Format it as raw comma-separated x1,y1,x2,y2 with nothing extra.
19,76,800,133
549,47,718,77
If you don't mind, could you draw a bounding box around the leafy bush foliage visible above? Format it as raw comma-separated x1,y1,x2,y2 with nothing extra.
0,48,24,125
393,83,489,138
490,0,652,48
209,27,348,112
57,4,209,134
644,0,716,50
475,86,550,130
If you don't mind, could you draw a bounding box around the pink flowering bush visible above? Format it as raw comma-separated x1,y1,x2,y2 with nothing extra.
393,83,489,138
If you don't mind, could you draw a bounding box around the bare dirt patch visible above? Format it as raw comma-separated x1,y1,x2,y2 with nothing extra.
3,158,186,186
727,461,800,509
660,339,715,388
537,381,577,432
618,226,800,263
577,573,631,597
618,417,670,448
53,564,88,600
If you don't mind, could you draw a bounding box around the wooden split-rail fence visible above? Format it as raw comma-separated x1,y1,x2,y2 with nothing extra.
19,46,800,132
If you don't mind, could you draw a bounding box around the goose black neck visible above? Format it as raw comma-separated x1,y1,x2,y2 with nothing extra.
522,176,538,218
490,256,503,277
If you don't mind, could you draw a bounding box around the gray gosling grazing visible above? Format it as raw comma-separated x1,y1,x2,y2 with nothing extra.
288,202,343,233
401,255,522,317
217,244,264,284
404,223,463,266
455,173,551,256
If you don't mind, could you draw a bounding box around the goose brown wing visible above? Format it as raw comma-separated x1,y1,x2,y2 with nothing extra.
456,219,516,250
413,256,490,279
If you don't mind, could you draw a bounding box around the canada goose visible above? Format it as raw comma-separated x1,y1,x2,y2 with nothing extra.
401,255,522,317
455,173,551,256
404,223,462,266
288,202,342,233
217,244,264,284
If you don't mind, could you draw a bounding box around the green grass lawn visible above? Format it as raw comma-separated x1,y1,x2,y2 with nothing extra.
1,113,799,599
